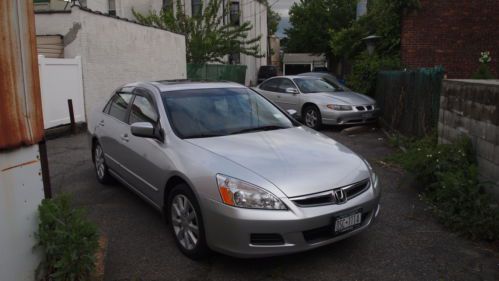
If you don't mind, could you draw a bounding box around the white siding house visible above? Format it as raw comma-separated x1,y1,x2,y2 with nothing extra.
35,5,187,120
35,0,268,85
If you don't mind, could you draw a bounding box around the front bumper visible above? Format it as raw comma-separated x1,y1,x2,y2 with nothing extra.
321,108,381,125
201,184,381,258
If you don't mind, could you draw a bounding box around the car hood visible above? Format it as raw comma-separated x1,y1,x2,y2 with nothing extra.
187,127,369,197
312,91,375,105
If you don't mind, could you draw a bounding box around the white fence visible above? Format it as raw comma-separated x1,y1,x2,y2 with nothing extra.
38,55,85,129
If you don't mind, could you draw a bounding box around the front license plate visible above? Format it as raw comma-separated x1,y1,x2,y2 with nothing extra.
362,113,373,118
334,211,362,233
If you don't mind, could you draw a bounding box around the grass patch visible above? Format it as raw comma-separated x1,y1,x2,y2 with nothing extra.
388,134,499,241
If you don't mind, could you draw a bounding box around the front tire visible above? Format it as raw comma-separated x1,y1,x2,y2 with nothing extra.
303,105,322,130
167,184,209,259
93,142,113,184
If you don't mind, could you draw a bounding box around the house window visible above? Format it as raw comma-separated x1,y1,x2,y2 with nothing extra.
229,53,240,65
230,2,240,25
108,0,116,16
162,0,173,11
192,0,203,17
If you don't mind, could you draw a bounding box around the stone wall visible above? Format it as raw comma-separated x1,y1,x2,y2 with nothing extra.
439,79,499,194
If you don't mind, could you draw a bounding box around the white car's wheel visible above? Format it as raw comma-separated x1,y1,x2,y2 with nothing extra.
168,183,209,259
93,142,113,184
304,105,322,130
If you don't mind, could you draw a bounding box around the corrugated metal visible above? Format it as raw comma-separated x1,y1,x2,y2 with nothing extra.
0,0,44,150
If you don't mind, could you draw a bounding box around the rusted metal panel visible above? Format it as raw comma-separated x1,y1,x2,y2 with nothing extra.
0,0,44,150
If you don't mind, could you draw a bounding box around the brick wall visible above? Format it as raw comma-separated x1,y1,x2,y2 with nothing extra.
438,80,499,197
401,0,499,79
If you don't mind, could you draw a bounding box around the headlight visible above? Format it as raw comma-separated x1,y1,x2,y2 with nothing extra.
362,158,379,191
326,104,352,111
216,174,287,210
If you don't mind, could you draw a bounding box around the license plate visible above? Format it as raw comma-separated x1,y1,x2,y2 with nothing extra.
334,211,362,233
362,113,373,118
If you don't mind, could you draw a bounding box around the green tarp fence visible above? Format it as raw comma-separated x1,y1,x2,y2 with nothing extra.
375,67,445,137
187,64,247,85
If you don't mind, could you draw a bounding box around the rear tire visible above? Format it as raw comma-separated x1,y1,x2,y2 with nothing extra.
93,142,113,184
167,183,210,260
303,105,322,130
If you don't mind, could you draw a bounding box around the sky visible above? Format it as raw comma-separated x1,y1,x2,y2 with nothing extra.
271,0,298,38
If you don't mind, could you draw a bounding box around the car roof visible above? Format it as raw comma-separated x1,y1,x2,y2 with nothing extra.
122,80,246,92
268,75,320,80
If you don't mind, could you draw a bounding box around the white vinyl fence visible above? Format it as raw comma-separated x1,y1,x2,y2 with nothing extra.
38,55,85,129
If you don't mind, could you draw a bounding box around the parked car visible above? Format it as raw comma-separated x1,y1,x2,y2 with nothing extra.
254,76,380,129
299,72,348,90
89,81,381,259
312,67,329,72
257,65,278,84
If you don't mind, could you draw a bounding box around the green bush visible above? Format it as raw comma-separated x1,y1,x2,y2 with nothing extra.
35,194,99,281
347,53,401,95
471,64,496,79
389,135,499,240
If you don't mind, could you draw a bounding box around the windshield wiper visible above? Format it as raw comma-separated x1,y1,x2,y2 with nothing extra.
185,133,224,139
229,125,289,135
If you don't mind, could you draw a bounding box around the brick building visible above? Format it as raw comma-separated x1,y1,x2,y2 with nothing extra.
401,0,499,78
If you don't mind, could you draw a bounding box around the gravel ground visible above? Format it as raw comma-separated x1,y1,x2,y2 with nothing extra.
47,125,499,281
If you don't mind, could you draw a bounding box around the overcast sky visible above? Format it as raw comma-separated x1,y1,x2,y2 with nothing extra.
271,0,298,38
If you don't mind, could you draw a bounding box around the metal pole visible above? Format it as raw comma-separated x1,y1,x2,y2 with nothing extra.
39,139,52,198
68,99,76,134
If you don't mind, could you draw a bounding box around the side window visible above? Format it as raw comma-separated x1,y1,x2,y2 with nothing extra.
129,94,158,125
107,92,133,122
260,78,280,92
277,79,296,93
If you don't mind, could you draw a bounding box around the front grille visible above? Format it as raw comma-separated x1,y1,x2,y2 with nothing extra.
303,211,370,244
292,194,335,206
291,180,370,207
355,105,375,111
250,233,285,245
344,180,370,200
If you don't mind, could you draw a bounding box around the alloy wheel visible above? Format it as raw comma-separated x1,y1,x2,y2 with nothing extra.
94,145,106,180
305,109,318,128
171,194,200,250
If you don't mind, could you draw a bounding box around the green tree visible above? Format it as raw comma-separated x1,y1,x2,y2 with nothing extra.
267,5,281,36
330,0,421,59
284,0,356,58
133,0,264,64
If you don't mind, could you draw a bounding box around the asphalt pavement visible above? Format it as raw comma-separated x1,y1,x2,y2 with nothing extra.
46,126,499,281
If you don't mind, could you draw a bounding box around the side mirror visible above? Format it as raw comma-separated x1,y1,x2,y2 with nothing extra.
286,109,299,119
131,122,156,139
285,88,298,94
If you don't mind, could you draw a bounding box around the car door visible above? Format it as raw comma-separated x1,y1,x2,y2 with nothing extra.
97,88,134,180
120,88,171,206
275,78,301,111
257,78,282,103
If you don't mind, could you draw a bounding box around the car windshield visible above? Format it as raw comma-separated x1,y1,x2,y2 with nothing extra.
294,78,337,93
162,88,295,139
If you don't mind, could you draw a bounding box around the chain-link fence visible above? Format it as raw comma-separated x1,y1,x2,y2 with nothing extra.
187,64,247,84
375,67,445,137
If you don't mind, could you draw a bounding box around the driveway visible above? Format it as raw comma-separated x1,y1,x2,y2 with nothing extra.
47,126,499,281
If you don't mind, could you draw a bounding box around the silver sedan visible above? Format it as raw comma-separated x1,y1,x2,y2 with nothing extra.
89,81,381,259
254,76,380,129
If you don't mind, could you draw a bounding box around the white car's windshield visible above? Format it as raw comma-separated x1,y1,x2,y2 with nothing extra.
162,88,295,139
294,78,337,93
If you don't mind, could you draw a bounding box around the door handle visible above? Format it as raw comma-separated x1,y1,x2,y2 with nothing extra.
98,120,105,126
121,134,129,142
